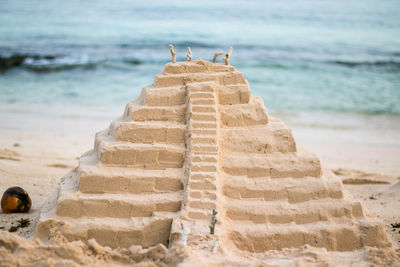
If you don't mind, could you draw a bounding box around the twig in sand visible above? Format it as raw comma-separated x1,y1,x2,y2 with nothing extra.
186,47,192,61
209,209,217,235
222,47,233,65
169,44,176,63
213,51,223,63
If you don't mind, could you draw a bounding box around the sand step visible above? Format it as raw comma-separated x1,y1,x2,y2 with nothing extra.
154,73,217,87
191,121,217,129
163,62,212,74
191,135,217,145
190,112,217,122
190,172,217,181
192,155,217,163
37,215,175,249
154,71,246,88
191,98,216,105
163,61,234,74
223,198,363,225
187,198,216,210
190,162,218,172
186,207,214,220
186,82,217,93
222,175,343,203
218,84,251,105
188,92,215,99
219,121,297,154
109,120,186,144
219,97,269,127
79,171,184,194
77,155,184,194
128,104,186,123
97,139,185,169
222,151,321,178
144,86,186,106
57,191,183,219
226,219,390,252
188,180,217,191
191,128,217,135
191,105,216,113
192,144,218,155
189,190,217,200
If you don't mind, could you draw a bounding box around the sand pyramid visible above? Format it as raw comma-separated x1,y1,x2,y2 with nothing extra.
36,59,390,252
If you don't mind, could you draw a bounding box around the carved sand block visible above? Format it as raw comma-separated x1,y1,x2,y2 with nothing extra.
35,58,390,253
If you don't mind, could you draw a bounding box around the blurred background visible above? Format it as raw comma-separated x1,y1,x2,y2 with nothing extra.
1,0,399,145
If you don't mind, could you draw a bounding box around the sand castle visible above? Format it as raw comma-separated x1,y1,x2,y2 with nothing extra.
36,51,391,253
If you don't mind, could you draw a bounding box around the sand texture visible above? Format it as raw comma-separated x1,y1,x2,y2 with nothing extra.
35,59,391,250
1,59,399,266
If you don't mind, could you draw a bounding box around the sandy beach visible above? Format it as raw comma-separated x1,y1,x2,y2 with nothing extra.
0,107,399,266
1,0,400,264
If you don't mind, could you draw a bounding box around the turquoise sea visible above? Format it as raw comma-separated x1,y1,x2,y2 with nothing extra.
0,0,399,144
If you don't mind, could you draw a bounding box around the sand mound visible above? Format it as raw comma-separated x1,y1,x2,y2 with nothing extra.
33,59,391,256
1,230,399,267
333,168,392,184
379,181,400,196
0,230,193,267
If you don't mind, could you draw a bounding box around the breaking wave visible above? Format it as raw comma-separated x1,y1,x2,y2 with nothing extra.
329,60,400,68
0,53,144,73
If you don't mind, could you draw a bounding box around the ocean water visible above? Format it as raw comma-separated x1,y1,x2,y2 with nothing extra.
0,0,399,142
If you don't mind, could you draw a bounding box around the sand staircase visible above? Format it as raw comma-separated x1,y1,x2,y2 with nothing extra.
218,117,389,251
37,59,390,252
36,93,187,248
183,82,219,221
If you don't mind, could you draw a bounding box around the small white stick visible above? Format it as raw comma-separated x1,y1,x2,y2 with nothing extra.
213,51,224,63
186,47,192,61
169,44,176,63
181,224,190,245
211,239,219,253
222,47,233,65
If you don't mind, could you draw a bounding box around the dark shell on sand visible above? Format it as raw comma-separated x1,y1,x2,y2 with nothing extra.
1,186,32,213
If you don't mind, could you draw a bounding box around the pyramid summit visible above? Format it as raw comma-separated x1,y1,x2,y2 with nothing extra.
36,58,390,252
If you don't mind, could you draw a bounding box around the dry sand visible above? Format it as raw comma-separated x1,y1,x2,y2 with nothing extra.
0,130,93,240
0,122,399,267
0,60,399,266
